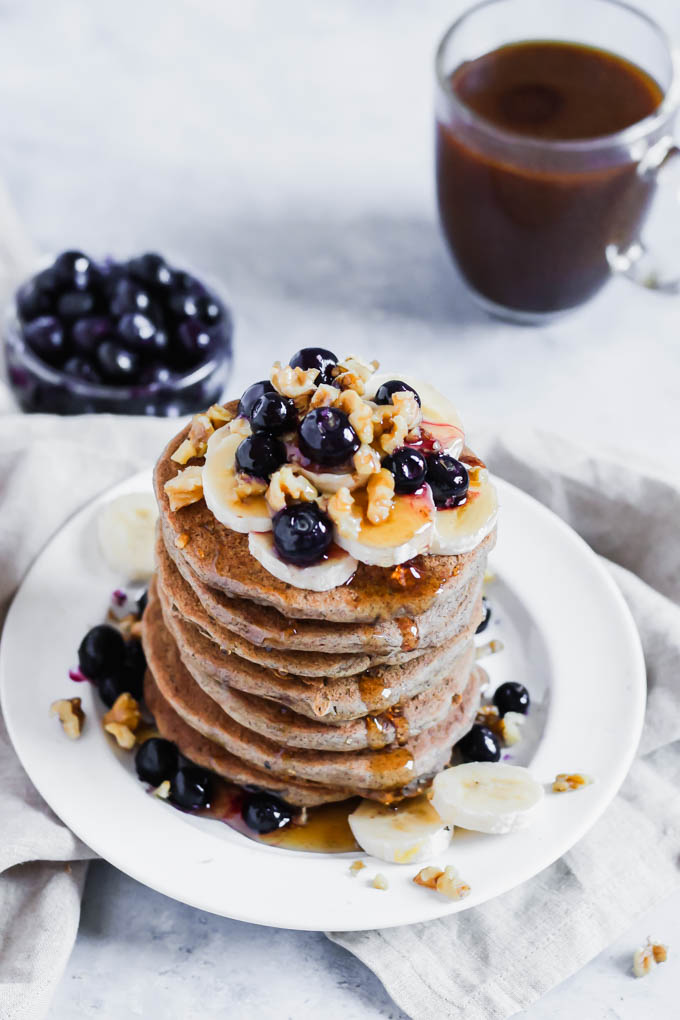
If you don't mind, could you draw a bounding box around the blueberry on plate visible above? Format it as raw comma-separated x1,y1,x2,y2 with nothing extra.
290,347,337,384
382,447,427,494
374,379,421,407
170,765,212,810
137,589,148,615
135,738,178,786
476,597,491,634
127,253,174,291
23,316,66,366
249,391,296,434
456,724,500,763
121,638,146,700
273,503,333,565
96,341,140,384
237,380,276,418
63,356,101,383
425,453,469,509
71,316,115,357
298,407,360,467
242,792,293,833
97,671,128,708
235,433,286,479
494,682,530,717
78,624,126,679
57,290,98,320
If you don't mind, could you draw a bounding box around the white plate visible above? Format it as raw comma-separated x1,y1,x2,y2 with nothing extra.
0,472,645,931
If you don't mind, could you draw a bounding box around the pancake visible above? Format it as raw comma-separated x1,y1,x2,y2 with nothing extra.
154,411,496,623
142,593,485,793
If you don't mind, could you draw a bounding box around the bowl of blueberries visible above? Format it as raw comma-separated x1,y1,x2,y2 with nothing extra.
4,250,233,416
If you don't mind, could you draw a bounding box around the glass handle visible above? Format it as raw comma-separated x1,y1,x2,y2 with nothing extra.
607,136,680,293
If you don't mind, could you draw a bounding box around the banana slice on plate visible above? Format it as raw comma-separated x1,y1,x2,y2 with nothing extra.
248,532,358,591
334,486,435,567
430,472,499,556
365,374,465,457
97,492,158,581
431,762,544,835
202,429,272,533
348,796,452,864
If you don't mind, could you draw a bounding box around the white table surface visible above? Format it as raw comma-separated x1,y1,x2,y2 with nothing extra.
2,0,677,1016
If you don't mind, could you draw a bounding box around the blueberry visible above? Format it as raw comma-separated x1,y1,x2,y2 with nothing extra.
23,316,66,366
57,290,97,320
71,316,114,356
135,738,178,786
494,682,530,716
78,624,126,679
425,453,469,509
109,278,153,317
137,589,148,615
298,407,360,466
250,392,296,434
456,724,500,763
63,356,101,383
97,341,140,384
235,433,286,479
170,765,212,810
122,638,146,698
16,277,55,321
97,671,127,708
237,380,276,418
53,250,97,290
382,447,427,494
140,362,175,388
273,503,333,565
175,320,215,367
167,290,201,320
195,295,223,326
374,379,421,407
128,253,174,291
290,347,337,384
476,598,491,634
242,792,293,833
173,270,207,297
118,312,166,356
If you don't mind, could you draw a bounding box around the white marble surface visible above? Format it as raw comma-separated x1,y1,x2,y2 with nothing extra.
2,0,678,1016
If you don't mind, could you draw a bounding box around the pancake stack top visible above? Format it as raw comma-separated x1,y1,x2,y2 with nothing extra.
142,351,498,808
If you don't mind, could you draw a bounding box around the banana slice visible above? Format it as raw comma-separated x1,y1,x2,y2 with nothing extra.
97,492,158,581
365,374,465,457
348,796,452,864
334,487,435,567
431,762,544,835
202,429,272,533
248,532,358,591
297,465,359,493
430,472,499,556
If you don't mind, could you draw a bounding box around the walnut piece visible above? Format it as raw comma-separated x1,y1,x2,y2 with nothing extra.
349,860,366,877
103,693,142,750
50,697,85,739
332,355,378,395
413,864,470,900
309,383,341,409
266,465,318,512
633,938,669,978
552,773,594,793
153,779,171,799
335,389,374,445
413,866,443,890
270,362,319,398
228,416,252,440
372,873,389,890
104,722,137,750
234,473,268,500
372,404,409,455
206,404,235,426
475,639,504,660
164,465,204,511
175,532,190,549
353,443,381,478
391,390,421,430
170,412,215,464
366,468,395,525
327,486,361,540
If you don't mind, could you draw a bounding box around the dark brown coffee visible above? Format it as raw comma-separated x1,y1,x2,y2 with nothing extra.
436,41,664,314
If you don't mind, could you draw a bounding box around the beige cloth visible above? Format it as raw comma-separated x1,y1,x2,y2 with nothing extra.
0,416,678,1019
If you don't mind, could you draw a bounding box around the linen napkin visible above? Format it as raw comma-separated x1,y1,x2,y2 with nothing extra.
1,414,678,1020
328,425,680,1020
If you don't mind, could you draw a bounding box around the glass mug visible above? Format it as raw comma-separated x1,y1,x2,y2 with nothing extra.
435,0,680,323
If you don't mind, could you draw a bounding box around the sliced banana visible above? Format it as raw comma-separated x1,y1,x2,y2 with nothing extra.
365,374,465,457
348,796,452,864
202,428,272,533
431,762,544,835
97,492,158,581
334,487,435,568
430,472,499,556
297,465,360,493
248,532,358,591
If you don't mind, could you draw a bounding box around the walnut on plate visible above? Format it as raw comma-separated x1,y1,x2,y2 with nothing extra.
50,697,85,739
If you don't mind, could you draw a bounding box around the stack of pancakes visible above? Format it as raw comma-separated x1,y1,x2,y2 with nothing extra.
142,415,495,808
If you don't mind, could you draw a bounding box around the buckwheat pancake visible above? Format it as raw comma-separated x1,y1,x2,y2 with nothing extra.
163,525,489,654
154,579,483,721
142,592,486,793
155,410,496,624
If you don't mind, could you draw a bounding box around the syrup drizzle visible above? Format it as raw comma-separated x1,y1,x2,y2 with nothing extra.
396,616,420,651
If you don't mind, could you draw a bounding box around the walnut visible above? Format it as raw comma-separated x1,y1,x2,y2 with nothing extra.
50,697,85,739
309,383,341,409
371,873,389,890
206,404,235,426
175,532,190,549
103,692,141,731
104,722,137,750
153,779,171,799
164,465,204,511
271,362,319,398
475,639,504,660
499,711,525,746
349,860,366,877
327,486,361,540
372,404,409,455
332,355,378,395
353,443,381,478
435,865,471,901
234,473,268,500
366,468,395,524
170,413,214,464
335,390,374,445
266,465,318,512
633,939,669,978
391,390,421,430
227,416,252,440
413,866,443,890
552,773,593,793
